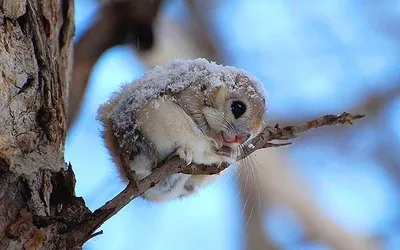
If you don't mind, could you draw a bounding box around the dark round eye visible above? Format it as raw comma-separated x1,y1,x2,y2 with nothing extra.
231,100,247,119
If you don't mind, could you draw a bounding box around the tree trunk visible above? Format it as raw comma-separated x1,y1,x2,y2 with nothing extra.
0,0,77,249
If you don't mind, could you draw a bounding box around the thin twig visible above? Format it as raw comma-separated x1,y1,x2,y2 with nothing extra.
68,0,163,129
64,112,365,247
241,112,365,157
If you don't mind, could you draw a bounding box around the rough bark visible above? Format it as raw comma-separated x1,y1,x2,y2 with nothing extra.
0,0,77,249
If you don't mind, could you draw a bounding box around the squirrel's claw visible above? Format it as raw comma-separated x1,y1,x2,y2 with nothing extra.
176,147,193,165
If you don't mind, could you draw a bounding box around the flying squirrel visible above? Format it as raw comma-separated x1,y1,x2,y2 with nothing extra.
97,58,267,202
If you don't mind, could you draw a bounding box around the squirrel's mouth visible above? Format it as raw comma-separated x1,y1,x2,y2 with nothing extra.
220,131,246,145
211,132,245,160
208,131,245,152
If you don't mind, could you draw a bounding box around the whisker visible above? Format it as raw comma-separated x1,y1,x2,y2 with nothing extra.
241,156,257,229
207,113,232,131
237,157,250,213
247,155,263,215
232,162,242,188
241,187,251,219
240,152,266,222
251,153,272,182
238,144,246,159
213,110,236,132
245,200,255,229
242,158,250,192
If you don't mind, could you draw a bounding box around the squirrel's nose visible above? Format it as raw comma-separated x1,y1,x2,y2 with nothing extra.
235,133,250,144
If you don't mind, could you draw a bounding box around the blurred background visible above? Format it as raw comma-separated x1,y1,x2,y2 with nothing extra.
67,0,400,249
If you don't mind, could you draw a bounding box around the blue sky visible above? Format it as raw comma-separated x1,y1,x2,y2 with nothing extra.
68,1,400,249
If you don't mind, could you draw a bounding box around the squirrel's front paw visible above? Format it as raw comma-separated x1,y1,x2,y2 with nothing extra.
176,147,193,165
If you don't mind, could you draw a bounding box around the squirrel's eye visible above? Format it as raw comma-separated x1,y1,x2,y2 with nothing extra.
231,100,247,119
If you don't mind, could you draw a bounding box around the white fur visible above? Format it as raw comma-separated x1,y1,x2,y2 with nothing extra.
135,96,225,165
131,96,229,201
142,173,192,202
129,154,153,180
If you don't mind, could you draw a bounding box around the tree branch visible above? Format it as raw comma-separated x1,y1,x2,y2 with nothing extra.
64,112,365,247
68,0,163,130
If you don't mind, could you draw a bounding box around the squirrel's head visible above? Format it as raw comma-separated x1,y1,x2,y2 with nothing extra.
203,75,266,149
